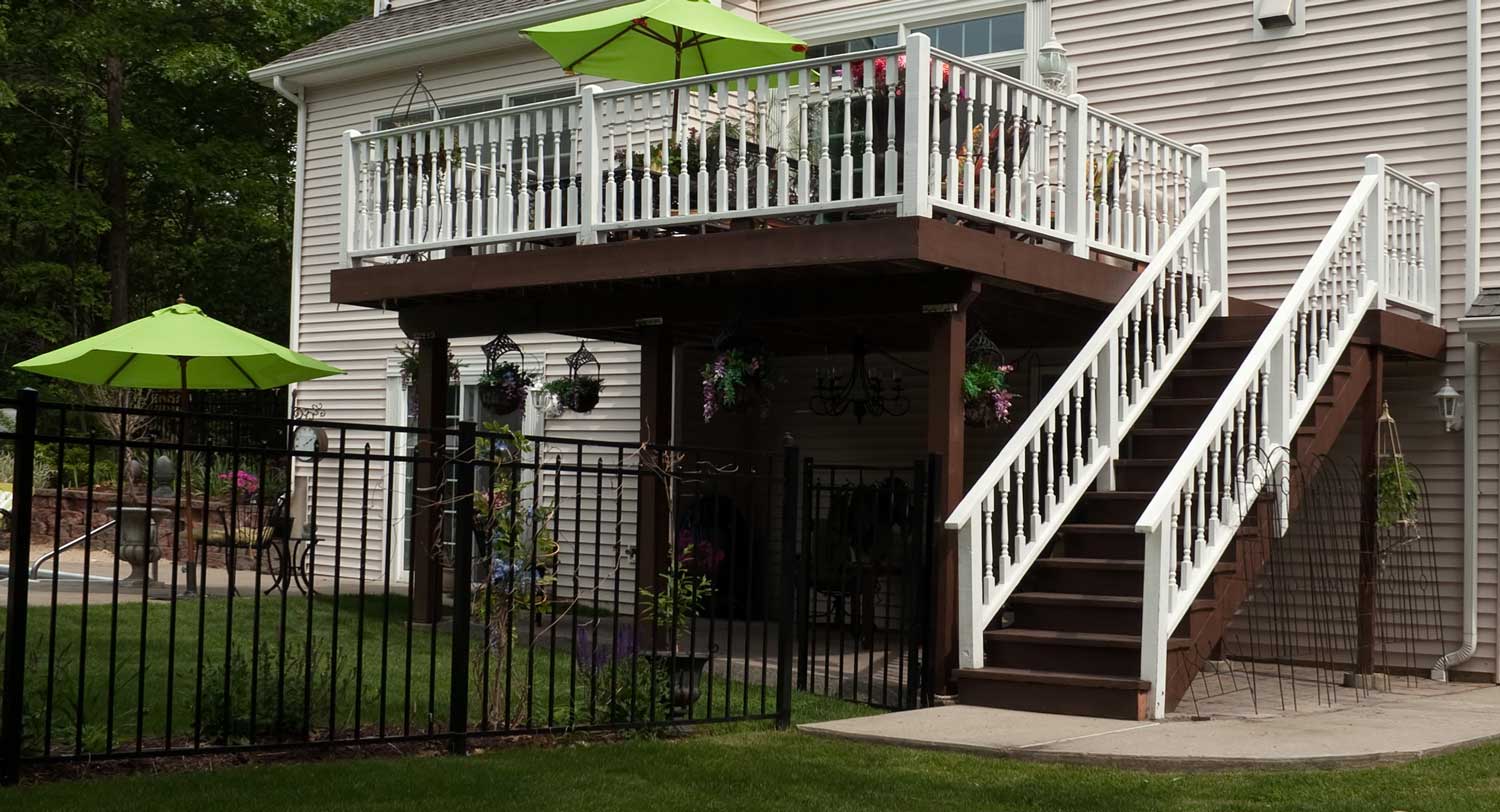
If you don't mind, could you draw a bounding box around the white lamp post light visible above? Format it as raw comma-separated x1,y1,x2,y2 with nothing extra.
1037,38,1071,93
1435,378,1463,432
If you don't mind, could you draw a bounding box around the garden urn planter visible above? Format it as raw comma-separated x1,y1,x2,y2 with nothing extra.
105,506,171,587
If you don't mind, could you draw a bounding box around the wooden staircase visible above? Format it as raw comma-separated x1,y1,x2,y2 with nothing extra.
957,313,1375,720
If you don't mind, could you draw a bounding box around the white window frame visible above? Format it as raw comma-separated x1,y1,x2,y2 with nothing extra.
787,0,1038,79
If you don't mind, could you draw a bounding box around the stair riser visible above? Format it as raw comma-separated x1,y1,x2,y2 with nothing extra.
1056,532,1144,560
1168,374,1234,398
959,676,1145,720
1199,318,1272,342
1187,346,1254,368
1072,497,1154,525
1113,464,1173,491
1009,603,1215,637
1128,434,1194,459
1030,567,1143,597
1145,403,1213,427
984,640,1140,677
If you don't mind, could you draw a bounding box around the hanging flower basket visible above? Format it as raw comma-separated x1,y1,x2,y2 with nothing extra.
702,348,772,422
478,362,534,415
542,375,604,414
961,360,1017,429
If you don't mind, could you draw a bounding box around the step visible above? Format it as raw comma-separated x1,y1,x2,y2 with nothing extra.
982,628,1190,677
1198,315,1273,342
1028,557,1236,598
1054,523,1142,559
958,666,1148,719
1168,367,1239,398
1125,427,1196,459
1187,339,1257,368
1142,397,1218,427
1112,458,1177,491
1072,491,1155,524
1008,592,1218,635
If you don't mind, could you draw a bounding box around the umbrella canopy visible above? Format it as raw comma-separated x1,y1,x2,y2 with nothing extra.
14,299,342,391
522,0,806,84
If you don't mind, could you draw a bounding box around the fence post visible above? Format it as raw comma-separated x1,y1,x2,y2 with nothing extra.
1,389,38,786
919,453,941,708
1425,181,1442,325
577,85,602,246
901,34,932,219
776,443,800,730
1208,167,1230,316
446,420,477,755
795,456,812,691
1365,154,1388,311
1138,523,1170,720
341,129,361,268
1065,94,1090,257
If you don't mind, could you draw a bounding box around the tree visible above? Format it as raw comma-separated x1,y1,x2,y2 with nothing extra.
0,0,364,396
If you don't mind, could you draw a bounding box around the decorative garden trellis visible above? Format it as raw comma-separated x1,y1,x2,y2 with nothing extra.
479,333,533,415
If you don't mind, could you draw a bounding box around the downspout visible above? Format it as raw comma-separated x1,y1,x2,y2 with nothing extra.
273,75,307,414
1432,0,1481,681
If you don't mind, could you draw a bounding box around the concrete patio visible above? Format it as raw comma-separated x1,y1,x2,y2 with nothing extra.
801,682,1500,770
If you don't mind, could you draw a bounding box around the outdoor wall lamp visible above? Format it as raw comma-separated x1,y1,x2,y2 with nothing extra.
1435,378,1463,432
1037,38,1071,94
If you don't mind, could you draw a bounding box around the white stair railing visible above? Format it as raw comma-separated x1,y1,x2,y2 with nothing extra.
1134,155,1440,719
946,164,1229,670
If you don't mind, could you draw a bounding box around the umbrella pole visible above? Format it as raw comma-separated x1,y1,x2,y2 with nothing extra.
179,358,198,596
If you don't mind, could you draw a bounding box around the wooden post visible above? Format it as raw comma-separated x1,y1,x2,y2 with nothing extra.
1356,347,1385,678
925,278,979,696
411,335,449,625
637,323,674,645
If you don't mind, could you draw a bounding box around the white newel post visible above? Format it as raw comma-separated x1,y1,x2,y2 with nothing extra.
1265,329,1293,536
1425,181,1442,325
578,86,602,246
1364,154,1388,311
1065,94,1090,258
1095,337,1120,491
901,34,933,219
956,515,984,669
1139,523,1171,719
1207,167,1230,316
341,129,361,268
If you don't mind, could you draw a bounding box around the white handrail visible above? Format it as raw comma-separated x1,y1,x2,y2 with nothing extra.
947,167,1228,670
1134,155,1440,719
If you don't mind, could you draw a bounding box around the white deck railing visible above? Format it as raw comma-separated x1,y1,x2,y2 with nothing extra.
340,34,1205,265
945,168,1229,670
1133,155,1440,719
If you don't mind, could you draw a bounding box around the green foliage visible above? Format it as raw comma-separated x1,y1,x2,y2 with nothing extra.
200,641,345,744
542,375,604,412
0,0,366,398
960,360,1012,401
1375,456,1421,529
638,543,717,645
32,442,120,490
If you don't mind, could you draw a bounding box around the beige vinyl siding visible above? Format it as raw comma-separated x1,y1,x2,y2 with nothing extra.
296,43,639,591
1054,0,1488,677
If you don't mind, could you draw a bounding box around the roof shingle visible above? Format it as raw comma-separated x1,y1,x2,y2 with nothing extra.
265,0,569,68
1465,288,1500,320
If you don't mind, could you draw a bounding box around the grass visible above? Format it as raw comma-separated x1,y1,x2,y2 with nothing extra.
0,594,802,755
3,692,1500,811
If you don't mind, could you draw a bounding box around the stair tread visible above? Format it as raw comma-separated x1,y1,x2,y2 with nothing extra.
1192,339,1257,349
959,666,1150,691
1130,427,1196,437
1082,490,1157,500
1036,556,1236,576
1115,458,1176,467
1010,592,1217,612
1173,367,1240,377
1061,523,1139,533
984,628,1191,649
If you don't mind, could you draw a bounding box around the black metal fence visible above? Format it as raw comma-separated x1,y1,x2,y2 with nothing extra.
0,390,805,783
796,458,937,710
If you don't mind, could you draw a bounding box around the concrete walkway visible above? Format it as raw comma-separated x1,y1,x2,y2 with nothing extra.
801,684,1500,770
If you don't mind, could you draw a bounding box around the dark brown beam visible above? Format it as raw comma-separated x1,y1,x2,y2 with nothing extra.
335,217,1139,311
1356,309,1447,359
637,324,674,647
926,275,981,697
1355,347,1385,678
411,335,449,625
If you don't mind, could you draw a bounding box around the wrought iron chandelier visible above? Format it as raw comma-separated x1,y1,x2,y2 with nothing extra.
809,337,911,423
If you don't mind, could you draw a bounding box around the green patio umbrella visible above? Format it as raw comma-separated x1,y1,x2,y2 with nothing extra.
522,0,807,86
15,297,342,396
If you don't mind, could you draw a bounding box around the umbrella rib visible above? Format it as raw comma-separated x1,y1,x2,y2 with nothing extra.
227,357,262,390
102,353,139,387
564,22,647,71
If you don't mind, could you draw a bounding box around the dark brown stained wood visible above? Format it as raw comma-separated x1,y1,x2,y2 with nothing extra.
331,217,1142,310
410,335,449,625
1357,347,1384,675
636,324,673,647
1356,309,1446,359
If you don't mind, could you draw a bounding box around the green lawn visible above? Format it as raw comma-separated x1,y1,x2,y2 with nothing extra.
1,595,799,755
4,692,1500,811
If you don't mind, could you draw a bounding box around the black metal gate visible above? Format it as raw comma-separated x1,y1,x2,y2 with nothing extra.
795,457,937,710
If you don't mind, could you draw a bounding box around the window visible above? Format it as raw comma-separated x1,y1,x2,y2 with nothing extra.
914,12,1024,58
805,32,900,60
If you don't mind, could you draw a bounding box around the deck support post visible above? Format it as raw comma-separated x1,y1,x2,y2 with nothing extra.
637,322,675,648
926,276,979,697
411,334,450,625
1354,347,1385,680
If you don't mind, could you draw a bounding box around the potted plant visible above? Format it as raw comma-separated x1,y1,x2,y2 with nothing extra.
542,374,604,415
1375,456,1421,530
639,528,720,718
962,360,1018,428
701,347,771,422
478,362,534,415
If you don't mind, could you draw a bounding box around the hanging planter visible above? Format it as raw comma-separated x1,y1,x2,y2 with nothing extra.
702,330,774,423
543,340,606,415
961,330,1018,429
1374,403,1421,534
478,334,532,416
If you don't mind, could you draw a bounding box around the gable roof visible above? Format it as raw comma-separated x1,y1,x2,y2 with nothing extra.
254,0,588,80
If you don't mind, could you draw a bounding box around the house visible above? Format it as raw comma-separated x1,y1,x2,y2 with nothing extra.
249,0,1495,721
